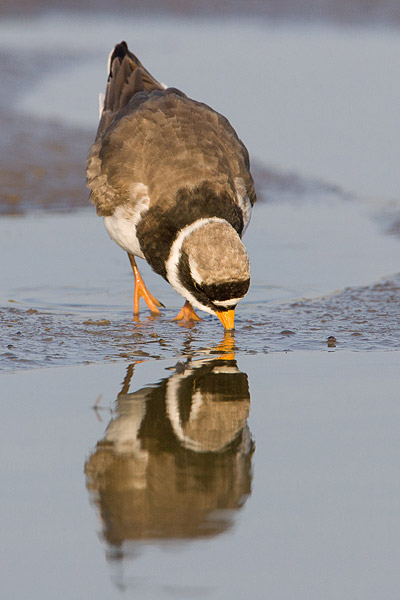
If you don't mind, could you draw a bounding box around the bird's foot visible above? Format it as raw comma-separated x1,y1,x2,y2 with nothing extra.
128,253,164,315
134,281,164,315
173,301,202,323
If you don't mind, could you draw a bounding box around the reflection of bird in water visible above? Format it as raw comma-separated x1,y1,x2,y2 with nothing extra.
86,41,256,330
85,355,253,560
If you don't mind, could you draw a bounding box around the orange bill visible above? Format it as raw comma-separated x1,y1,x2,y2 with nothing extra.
216,309,235,331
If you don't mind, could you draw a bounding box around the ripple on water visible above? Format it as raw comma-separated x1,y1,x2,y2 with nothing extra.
1,273,399,371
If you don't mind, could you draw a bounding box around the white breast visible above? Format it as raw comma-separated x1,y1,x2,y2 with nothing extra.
103,183,150,258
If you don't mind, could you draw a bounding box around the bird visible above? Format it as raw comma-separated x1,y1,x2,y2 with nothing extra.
86,41,256,330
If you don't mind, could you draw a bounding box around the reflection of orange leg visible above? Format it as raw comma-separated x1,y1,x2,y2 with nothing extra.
215,332,235,361
173,300,202,323
128,253,164,316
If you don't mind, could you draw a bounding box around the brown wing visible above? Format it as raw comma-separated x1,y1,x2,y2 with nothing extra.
87,43,256,217
87,41,165,215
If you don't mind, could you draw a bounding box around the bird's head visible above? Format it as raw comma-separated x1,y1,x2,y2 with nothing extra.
165,218,250,330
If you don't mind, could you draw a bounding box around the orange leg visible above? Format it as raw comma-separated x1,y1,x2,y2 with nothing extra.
173,300,202,323
128,253,164,316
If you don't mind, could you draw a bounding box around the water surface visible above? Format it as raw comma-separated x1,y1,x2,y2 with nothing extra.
1,351,400,598
1,10,399,600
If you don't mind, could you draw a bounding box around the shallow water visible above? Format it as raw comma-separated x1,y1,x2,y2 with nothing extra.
1,351,400,598
1,190,400,371
1,9,400,599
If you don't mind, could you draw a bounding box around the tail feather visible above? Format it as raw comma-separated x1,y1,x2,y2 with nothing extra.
119,68,144,109
103,41,163,110
95,41,165,138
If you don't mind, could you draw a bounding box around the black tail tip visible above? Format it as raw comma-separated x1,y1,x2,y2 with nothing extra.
108,41,129,78
110,41,129,65
112,40,128,60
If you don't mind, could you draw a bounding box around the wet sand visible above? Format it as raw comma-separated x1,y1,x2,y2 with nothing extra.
0,110,88,215
2,272,399,371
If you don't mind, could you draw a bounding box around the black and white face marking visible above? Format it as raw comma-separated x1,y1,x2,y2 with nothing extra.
136,184,246,280
165,218,250,315
180,261,250,313
165,357,250,452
